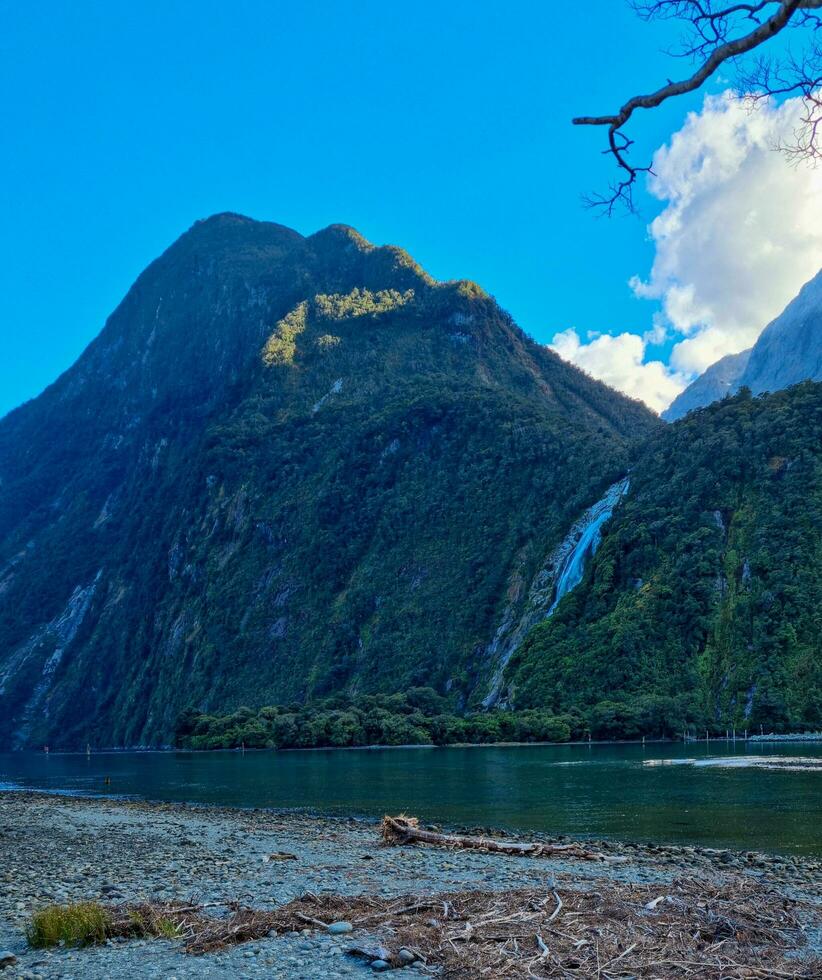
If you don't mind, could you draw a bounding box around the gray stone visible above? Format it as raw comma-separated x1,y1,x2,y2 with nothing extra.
0,952,17,970
327,921,353,934
371,961,391,972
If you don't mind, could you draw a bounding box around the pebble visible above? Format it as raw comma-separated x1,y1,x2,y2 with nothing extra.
327,921,353,934
0,952,17,969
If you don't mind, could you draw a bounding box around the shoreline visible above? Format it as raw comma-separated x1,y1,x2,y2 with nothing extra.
1,778,819,863
0,791,820,978
8,732,822,756
6,737,675,755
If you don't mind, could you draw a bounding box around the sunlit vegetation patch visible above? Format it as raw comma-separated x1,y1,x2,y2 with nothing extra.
314,287,415,320
262,302,307,365
315,334,341,349
452,280,488,300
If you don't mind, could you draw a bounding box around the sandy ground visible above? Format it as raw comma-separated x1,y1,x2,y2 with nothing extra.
0,791,819,978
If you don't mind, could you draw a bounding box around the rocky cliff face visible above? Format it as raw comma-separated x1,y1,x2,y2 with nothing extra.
742,268,822,395
0,214,658,748
662,350,750,422
663,269,822,421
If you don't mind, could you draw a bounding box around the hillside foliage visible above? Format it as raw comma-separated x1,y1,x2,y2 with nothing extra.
506,384,822,733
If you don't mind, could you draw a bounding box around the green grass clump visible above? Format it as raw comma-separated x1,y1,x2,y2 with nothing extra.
27,902,112,948
126,908,180,939
154,917,182,939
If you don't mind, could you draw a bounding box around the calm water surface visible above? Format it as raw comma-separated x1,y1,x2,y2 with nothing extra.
1,742,820,855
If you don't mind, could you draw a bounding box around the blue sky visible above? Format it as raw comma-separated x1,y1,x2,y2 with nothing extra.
2,2,817,417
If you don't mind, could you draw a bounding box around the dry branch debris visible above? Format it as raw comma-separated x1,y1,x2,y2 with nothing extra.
93,875,819,977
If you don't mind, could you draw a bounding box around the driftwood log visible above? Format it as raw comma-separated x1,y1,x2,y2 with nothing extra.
381,815,621,862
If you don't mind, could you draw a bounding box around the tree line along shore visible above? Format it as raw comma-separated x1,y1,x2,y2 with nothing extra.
173,687,819,752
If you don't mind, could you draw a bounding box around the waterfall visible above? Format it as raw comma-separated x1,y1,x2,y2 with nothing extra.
482,477,629,707
546,477,629,615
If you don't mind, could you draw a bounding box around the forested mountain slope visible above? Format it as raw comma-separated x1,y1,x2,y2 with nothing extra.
0,214,657,749
505,384,822,732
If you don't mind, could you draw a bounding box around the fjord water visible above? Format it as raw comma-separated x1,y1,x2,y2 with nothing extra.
2,742,820,855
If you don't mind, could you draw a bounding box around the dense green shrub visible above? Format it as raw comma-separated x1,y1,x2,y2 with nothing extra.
173,687,698,750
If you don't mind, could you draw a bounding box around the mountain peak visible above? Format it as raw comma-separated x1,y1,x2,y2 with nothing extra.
195,210,264,227
306,224,437,292
0,214,659,748
174,212,305,251
663,266,822,420
309,223,374,252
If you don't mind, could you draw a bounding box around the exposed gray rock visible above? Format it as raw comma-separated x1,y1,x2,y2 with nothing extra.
663,267,822,421
743,268,822,395
663,349,750,421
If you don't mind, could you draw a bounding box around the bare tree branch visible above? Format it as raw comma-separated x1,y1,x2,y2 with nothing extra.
740,39,822,157
574,0,822,213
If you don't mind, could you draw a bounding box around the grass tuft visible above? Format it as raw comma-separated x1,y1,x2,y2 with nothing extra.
27,902,111,948
27,901,184,951
154,917,182,939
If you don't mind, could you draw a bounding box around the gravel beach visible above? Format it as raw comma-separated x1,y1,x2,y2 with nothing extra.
0,791,819,978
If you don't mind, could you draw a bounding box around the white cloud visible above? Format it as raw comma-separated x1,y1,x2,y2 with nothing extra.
550,91,822,413
642,314,668,346
634,91,822,375
551,329,687,414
